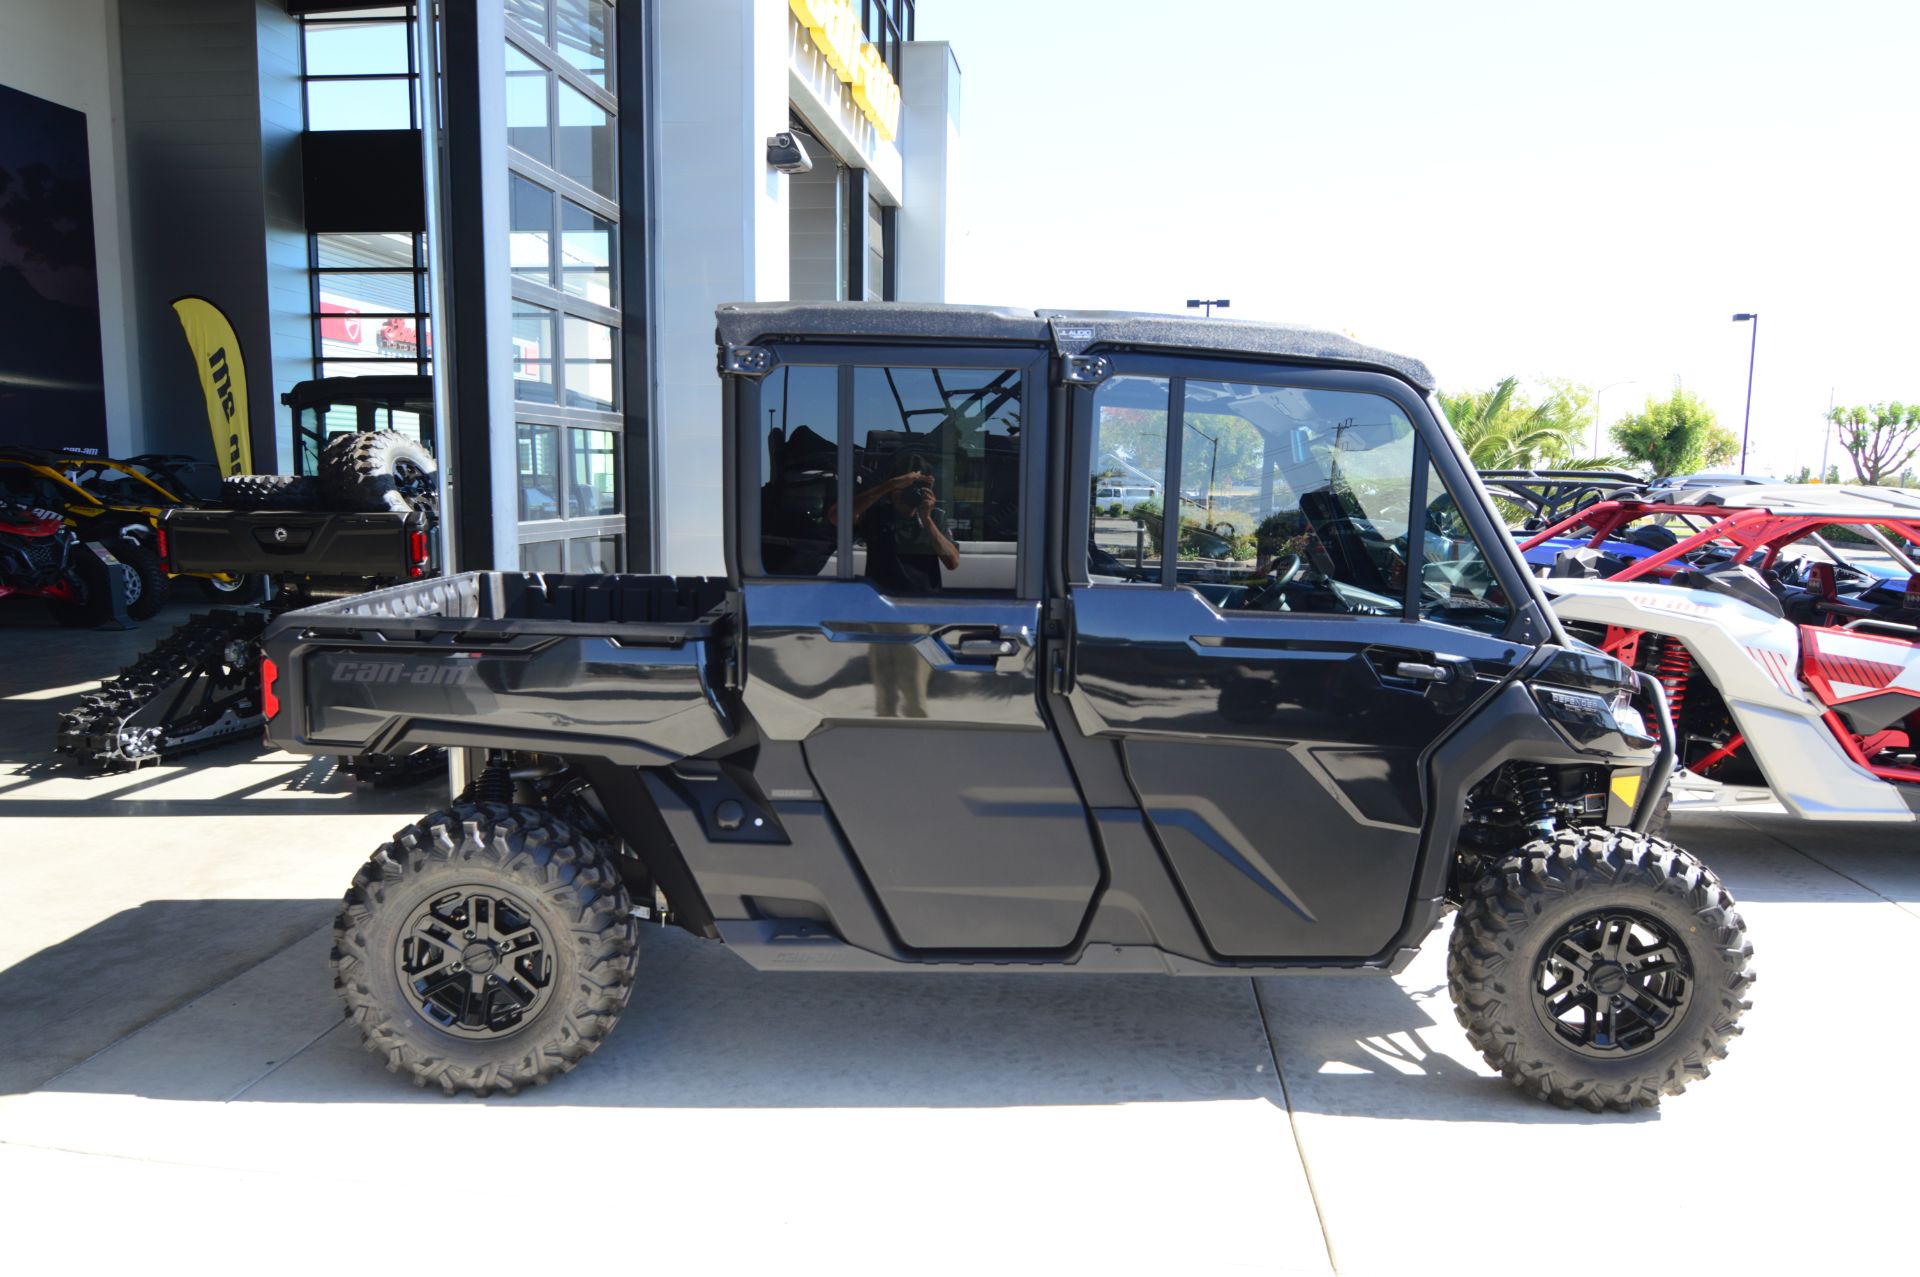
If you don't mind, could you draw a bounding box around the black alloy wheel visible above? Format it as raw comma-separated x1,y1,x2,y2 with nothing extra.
1531,908,1693,1057
396,887,555,1038
1448,827,1753,1111
333,803,638,1095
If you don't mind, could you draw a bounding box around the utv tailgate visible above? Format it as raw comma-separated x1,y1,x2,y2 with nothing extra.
262,572,736,765
163,505,430,577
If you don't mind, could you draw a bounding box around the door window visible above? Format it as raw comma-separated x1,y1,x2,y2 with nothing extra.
1086,376,1420,617
1419,461,1513,634
757,364,840,576
1088,376,1170,584
849,366,1022,594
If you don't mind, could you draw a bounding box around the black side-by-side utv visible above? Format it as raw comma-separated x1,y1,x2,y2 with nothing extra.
262,303,1754,1111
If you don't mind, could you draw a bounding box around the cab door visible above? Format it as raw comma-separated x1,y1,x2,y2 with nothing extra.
738,347,1103,952
1064,361,1533,959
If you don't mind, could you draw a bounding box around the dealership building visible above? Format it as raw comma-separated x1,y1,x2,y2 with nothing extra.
0,0,959,574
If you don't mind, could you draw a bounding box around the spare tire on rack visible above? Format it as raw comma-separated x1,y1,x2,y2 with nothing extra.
321,430,437,515
222,473,329,510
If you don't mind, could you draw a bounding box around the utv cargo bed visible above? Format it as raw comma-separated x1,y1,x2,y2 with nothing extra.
261,571,735,765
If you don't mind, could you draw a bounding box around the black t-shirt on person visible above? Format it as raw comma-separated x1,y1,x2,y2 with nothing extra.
856,497,945,593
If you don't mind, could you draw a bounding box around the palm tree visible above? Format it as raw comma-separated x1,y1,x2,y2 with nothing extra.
1438,376,1616,471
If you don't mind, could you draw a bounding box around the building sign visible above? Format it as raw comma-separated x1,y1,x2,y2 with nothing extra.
789,0,903,141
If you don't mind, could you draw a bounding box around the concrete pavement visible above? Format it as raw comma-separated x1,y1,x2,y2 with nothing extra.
1,596,1915,1274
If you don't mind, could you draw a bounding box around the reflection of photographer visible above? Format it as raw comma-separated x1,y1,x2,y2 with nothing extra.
834,450,961,594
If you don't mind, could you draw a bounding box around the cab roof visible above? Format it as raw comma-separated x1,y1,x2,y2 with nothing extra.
714,302,1436,392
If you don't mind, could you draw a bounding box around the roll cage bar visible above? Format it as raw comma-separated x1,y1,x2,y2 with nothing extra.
1519,498,1920,583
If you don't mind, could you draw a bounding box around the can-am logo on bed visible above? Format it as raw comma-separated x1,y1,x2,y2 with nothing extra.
329,659,476,687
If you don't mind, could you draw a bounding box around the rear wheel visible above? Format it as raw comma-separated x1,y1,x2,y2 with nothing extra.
332,803,638,1095
1448,828,1753,1111
200,572,269,605
108,536,169,620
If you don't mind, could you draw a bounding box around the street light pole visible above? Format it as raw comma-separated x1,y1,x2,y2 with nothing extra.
1186,298,1230,318
1732,312,1759,473
1591,380,1638,457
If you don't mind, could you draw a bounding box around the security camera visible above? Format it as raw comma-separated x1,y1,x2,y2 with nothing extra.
766,131,813,174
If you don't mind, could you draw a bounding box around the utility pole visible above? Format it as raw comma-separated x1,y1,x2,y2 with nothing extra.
1732,313,1760,473
1819,387,1834,483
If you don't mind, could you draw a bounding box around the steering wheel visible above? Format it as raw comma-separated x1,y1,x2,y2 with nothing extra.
1240,554,1304,611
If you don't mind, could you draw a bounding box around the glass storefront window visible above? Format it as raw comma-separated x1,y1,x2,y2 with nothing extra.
560,200,614,305
521,538,564,573
555,81,614,196
555,0,610,86
562,315,614,410
321,360,419,379
505,44,552,164
518,424,560,521
569,535,620,573
569,428,619,516
314,270,417,312
306,77,410,131
315,232,414,270
304,20,409,76
510,176,553,288
507,0,550,45
512,305,556,403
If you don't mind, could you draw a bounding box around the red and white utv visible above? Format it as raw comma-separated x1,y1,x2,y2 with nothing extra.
1517,483,1920,823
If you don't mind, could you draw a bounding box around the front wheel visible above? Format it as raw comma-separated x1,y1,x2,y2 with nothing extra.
333,803,639,1095
1448,828,1753,1112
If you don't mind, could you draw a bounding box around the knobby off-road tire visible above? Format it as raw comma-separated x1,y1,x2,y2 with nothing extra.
1448,827,1753,1112
320,430,437,515
221,473,328,510
109,536,169,620
333,803,639,1096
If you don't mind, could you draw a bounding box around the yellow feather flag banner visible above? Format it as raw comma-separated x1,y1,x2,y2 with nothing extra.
170,295,253,476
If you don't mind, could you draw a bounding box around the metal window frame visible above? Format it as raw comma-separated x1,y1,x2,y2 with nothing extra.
300,8,420,129
503,2,629,572
300,11,430,380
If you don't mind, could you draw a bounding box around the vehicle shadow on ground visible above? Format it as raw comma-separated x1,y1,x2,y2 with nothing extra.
10,906,1632,1124
0,740,438,816
0,898,339,1097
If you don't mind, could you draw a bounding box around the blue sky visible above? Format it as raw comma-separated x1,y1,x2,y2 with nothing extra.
921,0,1920,478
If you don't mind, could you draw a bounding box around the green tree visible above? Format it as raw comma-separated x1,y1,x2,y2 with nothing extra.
1609,389,1738,476
1439,376,1613,470
1827,401,1920,485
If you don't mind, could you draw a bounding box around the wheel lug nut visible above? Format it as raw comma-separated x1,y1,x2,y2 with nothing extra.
464,930,475,939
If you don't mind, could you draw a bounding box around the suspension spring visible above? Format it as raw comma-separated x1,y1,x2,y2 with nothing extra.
1513,764,1558,839
464,752,514,805
1654,637,1692,729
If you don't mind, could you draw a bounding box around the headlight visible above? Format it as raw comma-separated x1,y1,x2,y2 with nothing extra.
1611,694,1650,742
1535,685,1657,751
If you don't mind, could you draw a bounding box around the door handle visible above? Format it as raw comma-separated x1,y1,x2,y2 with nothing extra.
940,626,1027,663
1393,660,1452,682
